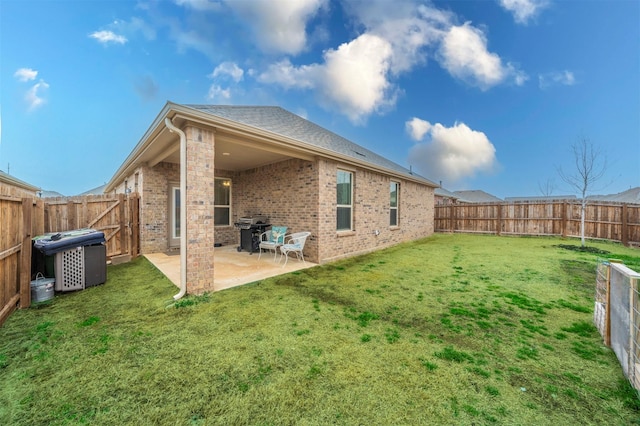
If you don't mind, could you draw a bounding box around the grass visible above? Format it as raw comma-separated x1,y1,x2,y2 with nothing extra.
1,234,639,425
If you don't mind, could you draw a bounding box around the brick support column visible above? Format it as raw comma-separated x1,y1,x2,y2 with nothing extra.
185,125,216,294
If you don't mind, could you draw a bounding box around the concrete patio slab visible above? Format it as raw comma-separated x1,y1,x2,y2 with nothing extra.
145,245,316,292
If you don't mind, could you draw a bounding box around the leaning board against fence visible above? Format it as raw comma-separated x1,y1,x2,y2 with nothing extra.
594,260,640,391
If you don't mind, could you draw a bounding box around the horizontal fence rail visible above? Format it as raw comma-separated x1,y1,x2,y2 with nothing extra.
435,201,640,247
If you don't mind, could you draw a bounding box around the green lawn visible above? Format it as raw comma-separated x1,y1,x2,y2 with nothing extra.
1,234,639,425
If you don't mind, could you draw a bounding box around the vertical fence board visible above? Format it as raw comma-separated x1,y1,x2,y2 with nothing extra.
622,204,629,246
119,194,126,255
19,199,32,308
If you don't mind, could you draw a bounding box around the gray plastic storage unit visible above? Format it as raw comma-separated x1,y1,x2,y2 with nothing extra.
33,229,107,292
84,245,107,288
53,245,107,291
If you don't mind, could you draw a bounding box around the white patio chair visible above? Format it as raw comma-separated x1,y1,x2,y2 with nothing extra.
258,226,288,261
280,231,311,266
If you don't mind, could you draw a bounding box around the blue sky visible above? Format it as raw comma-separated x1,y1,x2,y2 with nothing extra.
1,0,638,197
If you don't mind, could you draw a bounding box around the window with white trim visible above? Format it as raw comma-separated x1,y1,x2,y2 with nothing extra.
336,170,353,231
214,178,231,226
390,181,399,226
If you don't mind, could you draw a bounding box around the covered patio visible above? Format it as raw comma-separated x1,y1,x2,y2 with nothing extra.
145,245,317,292
105,103,436,296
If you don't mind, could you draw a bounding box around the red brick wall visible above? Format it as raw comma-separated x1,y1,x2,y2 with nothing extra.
317,158,434,263
113,142,434,268
184,126,216,293
131,163,179,254
231,159,319,261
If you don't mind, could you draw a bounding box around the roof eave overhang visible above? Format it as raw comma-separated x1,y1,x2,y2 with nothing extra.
105,101,178,193
105,102,438,192
0,174,40,192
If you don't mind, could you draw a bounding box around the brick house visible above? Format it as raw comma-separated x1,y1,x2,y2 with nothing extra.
105,102,437,294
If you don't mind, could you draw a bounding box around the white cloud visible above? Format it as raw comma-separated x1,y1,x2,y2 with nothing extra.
320,34,395,122
498,0,549,25
89,30,128,45
258,59,320,90
113,17,156,41
257,2,526,122
25,80,50,111
225,0,327,55
14,68,38,82
210,62,244,82
538,70,576,89
259,34,395,123
437,22,527,90
406,117,432,141
207,84,231,102
342,1,451,75
407,119,498,183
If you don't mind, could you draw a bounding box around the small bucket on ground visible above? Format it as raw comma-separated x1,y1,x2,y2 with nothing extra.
30,273,55,304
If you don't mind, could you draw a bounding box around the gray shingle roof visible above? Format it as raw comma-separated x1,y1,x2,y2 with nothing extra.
185,105,436,185
435,187,459,199
40,190,66,198
588,187,640,204
453,190,502,203
78,184,106,196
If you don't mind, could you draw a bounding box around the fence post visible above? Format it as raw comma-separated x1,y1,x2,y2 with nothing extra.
82,197,89,228
19,198,33,308
66,199,76,230
449,204,455,232
561,202,567,238
119,193,127,256
622,204,629,247
496,203,502,236
33,199,44,236
44,201,50,233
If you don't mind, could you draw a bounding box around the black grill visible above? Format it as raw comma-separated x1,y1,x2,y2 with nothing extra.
234,217,270,253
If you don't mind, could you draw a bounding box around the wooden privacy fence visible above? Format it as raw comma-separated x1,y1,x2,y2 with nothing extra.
43,193,140,259
0,197,41,326
435,201,640,247
1,194,139,326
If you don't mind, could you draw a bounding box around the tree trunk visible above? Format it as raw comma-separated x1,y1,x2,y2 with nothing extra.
580,200,586,247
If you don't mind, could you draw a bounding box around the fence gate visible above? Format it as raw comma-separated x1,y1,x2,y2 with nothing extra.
43,194,140,260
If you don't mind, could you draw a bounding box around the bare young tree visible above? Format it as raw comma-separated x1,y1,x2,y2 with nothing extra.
557,137,607,247
538,178,557,197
